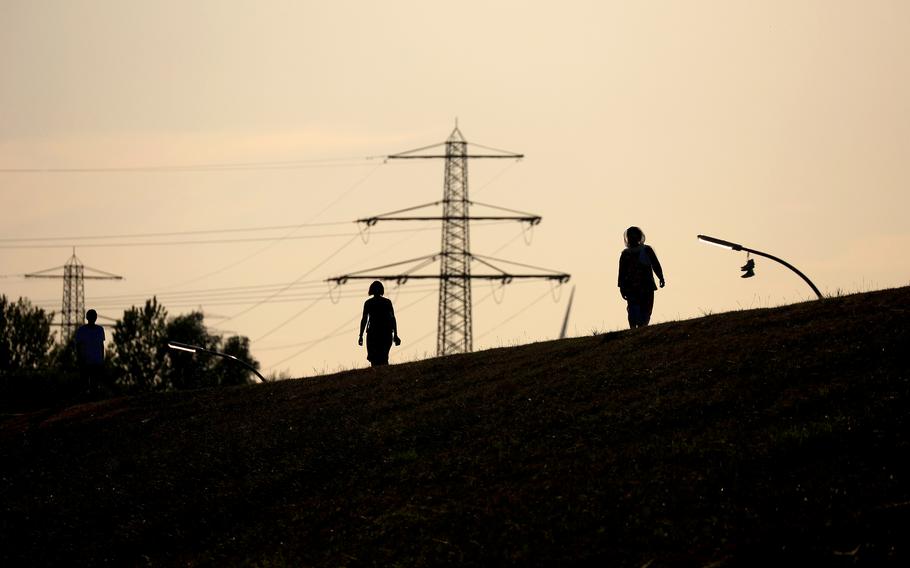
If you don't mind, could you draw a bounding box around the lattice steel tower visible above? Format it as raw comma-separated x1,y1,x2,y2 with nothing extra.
61,253,85,337
437,126,472,354
26,250,123,339
329,124,569,357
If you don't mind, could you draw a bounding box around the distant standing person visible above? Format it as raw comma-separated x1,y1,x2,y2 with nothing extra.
358,281,401,366
618,226,665,328
74,308,106,389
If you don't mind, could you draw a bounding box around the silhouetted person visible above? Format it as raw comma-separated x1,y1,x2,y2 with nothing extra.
358,281,401,366
74,308,105,390
618,226,665,328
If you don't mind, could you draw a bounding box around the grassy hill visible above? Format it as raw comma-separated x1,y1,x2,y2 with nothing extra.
2,287,909,566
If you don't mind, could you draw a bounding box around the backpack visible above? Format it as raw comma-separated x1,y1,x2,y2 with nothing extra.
623,246,653,292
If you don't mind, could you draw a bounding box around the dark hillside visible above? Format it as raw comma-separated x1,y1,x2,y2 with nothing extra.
2,287,909,566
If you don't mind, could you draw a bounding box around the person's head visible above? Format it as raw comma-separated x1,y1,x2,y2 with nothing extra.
624,226,645,247
85,309,97,324
368,280,384,297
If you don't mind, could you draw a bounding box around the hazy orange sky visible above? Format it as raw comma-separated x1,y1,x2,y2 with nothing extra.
2,1,908,377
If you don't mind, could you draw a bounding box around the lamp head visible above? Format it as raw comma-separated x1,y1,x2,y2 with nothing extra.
697,234,743,251
166,340,198,353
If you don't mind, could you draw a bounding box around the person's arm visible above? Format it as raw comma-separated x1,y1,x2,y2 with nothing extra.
389,302,401,345
648,246,665,287
618,252,628,299
73,329,84,365
358,302,369,345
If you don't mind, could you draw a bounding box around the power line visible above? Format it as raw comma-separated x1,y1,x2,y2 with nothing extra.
37,279,332,303
44,285,441,312
221,233,361,325
0,157,382,174
476,288,555,341
0,231,364,249
254,294,328,343
0,220,353,243
118,160,381,294
23,221,516,309
0,222,513,250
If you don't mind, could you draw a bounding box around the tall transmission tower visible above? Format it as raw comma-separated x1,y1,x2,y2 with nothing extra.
329,124,570,356
25,249,123,339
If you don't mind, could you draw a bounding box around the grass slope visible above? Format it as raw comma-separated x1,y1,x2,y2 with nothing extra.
1,288,909,566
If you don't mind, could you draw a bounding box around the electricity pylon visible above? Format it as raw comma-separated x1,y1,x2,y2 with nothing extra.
25,249,123,339
328,125,570,356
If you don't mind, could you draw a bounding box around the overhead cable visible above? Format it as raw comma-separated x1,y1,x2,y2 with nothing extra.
0,156,379,174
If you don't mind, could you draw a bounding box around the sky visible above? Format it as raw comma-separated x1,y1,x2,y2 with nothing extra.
2,0,908,377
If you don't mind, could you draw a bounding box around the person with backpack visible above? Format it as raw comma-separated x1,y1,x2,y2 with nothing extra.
618,226,665,328
358,280,401,366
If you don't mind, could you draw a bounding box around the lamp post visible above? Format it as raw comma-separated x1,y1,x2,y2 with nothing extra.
697,234,823,300
166,340,267,383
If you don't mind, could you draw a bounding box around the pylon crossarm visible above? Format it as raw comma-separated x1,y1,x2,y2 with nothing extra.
25,266,122,280
470,201,542,224
326,253,439,284
364,216,539,222
387,141,449,158
359,200,539,225
357,201,443,225
388,140,523,160
471,253,571,280
471,255,510,276
329,273,567,281
388,154,523,159
82,265,124,279
466,141,524,158
24,266,66,277
384,256,441,284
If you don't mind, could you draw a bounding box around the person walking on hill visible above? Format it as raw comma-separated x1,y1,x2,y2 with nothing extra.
618,226,665,328
74,308,106,391
358,281,401,367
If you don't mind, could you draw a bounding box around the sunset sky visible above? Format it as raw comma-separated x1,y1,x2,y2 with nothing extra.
2,0,908,377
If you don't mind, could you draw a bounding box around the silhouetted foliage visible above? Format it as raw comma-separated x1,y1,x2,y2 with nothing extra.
214,335,259,387
1,295,259,410
0,295,54,374
163,311,220,390
49,335,78,372
109,298,168,391
108,300,259,391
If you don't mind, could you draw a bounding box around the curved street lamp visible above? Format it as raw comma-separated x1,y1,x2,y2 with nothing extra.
166,340,268,383
697,234,823,300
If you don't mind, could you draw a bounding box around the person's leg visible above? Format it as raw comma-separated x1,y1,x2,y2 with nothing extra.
626,299,638,328
640,289,655,326
79,364,92,393
367,333,392,366
92,363,109,395
376,342,392,365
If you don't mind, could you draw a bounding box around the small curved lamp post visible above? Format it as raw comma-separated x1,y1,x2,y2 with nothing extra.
166,340,268,383
697,234,823,300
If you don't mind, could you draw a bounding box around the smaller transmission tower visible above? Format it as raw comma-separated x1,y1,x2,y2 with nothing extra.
25,249,123,339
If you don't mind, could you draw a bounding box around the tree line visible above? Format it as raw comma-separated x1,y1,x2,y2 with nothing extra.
1,295,260,408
